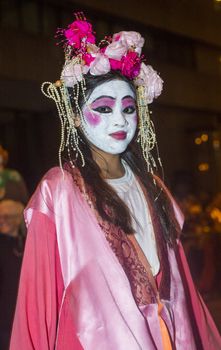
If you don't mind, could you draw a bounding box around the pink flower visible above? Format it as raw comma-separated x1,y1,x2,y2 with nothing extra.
109,59,122,71
64,20,95,49
112,31,144,55
61,61,84,86
134,63,163,103
121,51,141,79
82,53,95,65
89,53,111,75
105,41,127,60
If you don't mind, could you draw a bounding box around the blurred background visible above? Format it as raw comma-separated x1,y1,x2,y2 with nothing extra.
0,0,221,344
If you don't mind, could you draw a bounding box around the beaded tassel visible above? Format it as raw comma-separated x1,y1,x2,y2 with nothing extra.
41,80,85,169
136,85,162,176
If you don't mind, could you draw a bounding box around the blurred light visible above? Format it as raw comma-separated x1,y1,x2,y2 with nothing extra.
190,204,202,215
202,226,210,233
198,163,209,171
213,139,220,149
195,137,202,145
214,0,221,10
201,133,208,142
210,207,221,223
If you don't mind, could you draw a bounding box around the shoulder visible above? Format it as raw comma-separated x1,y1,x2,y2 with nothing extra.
38,166,79,199
40,166,74,194
25,167,76,224
42,166,72,183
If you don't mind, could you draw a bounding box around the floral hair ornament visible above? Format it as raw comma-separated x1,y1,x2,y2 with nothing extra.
41,12,163,173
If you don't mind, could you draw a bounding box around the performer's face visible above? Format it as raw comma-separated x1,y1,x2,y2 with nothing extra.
81,80,137,154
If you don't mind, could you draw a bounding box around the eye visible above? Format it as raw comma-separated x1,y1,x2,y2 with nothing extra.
93,106,112,113
123,106,136,114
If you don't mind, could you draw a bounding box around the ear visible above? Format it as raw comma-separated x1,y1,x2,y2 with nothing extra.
74,115,81,128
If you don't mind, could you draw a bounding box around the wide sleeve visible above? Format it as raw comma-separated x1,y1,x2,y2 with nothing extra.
176,240,221,349
9,210,64,350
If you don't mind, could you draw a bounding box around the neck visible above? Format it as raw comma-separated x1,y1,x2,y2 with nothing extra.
91,148,125,179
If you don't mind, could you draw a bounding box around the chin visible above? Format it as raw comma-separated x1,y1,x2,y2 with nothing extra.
103,147,128,155
94,140,129,155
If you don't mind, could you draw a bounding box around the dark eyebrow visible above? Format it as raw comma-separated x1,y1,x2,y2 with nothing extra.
92,95,115,102
122,95,135,100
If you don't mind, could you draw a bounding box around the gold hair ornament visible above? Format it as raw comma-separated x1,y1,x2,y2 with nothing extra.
136,85,163,177
41,80,85,169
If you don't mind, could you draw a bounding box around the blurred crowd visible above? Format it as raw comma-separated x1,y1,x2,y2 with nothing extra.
178,192,221,297
0,145,28,349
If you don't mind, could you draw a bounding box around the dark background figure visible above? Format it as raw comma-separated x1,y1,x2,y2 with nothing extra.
0,145,29,205
0,199,25,350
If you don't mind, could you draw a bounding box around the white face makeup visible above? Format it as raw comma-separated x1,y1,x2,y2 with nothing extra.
81,80,137,155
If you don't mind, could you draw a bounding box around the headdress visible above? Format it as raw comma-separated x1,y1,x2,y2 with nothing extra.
41,12,163,174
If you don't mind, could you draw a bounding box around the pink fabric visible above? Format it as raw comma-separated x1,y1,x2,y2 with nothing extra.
177,240,221,349
10,211,83,350
10,167,221,349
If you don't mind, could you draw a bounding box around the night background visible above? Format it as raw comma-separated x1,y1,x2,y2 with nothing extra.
0,0,221,334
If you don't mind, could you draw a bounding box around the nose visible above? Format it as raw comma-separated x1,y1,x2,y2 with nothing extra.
112,109,128,127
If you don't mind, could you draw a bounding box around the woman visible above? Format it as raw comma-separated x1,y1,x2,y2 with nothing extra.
10,13,221,350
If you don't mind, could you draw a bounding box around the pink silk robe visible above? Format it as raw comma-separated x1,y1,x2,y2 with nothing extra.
10,167,221,349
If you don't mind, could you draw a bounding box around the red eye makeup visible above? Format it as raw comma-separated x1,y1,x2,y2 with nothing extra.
90,97,115,110
122,96,136,110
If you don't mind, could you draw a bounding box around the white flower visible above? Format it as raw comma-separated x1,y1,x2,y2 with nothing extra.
61,61,84,87
89,53,111,75
112,31,145,55
105,41,127,60
134,63,163,104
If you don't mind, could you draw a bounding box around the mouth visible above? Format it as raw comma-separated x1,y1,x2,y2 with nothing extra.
109,131,127,140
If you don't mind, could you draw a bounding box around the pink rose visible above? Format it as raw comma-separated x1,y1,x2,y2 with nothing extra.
112,31,144,55
82,53,95,65
64,20,95,49
121,51,141,79
89,54,111,75
61,61,84,86
109,58,122,71
69,20,93,33
134,63,163,103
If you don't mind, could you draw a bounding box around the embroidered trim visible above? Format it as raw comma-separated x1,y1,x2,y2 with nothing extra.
69,166,170,306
